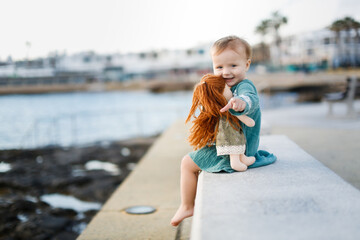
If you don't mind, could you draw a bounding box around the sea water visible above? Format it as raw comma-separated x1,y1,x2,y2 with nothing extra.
0,90,298,150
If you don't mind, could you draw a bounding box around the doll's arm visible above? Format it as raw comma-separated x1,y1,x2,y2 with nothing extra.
236,115,255,127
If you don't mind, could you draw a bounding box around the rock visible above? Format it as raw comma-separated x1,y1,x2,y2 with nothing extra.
8,165,26,174
68,177,119,203
0,207,19,236
0,136,155,240
39,215,70,232
53,231,78,240
0,220,19,237
83,209,98,218
14,214,71,239
14,221,44,239
10,200,37,213
49,176,91,189
50,208,77,219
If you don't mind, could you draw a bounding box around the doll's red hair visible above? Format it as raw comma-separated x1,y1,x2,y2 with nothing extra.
186,74,241,150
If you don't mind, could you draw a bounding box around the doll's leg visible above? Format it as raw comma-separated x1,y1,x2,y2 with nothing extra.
240,154,256,166
171,155,201,227
236,115,255,127
230,154,247,171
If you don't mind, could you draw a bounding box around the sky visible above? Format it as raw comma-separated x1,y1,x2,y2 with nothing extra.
1,0,360,61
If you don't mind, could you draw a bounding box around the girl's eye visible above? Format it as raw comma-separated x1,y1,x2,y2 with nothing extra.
217,66,223,69
232,65,237,67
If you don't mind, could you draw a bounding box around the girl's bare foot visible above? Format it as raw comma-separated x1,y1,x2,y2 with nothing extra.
171,205,194,227
240,155,256,166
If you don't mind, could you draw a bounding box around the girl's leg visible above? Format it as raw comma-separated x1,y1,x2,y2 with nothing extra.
240,154,256,166
230,154,247,171
171,155,201,227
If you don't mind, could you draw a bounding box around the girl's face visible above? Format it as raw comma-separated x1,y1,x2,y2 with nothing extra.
212,47,251,87
223,84,233,101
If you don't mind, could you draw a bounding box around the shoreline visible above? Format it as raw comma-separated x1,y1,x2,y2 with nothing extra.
0,135,157,239
1,71,358,95
0,79,196,95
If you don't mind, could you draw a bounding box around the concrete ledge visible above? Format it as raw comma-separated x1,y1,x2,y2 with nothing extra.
191,135,360,240
77,120,192,240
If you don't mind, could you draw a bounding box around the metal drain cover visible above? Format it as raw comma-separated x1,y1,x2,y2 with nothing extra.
124,205,156,215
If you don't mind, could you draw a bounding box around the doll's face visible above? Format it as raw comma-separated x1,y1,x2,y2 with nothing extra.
223,84,233,101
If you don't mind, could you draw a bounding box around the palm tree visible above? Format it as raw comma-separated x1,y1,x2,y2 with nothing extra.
352,21,360,66
344,17,360,66
343,17,354,67
329,19,345,68
269,11,288,47
329,17,360,67
255,11,288,67
255,20,270,62
255,19,270,41
268,11,288,66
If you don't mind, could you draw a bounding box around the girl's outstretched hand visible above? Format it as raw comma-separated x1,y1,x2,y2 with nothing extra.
220,98,246,112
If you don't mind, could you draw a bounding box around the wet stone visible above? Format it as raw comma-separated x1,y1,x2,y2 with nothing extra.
10,199,37,213
53,231,79,240
39,215,70,231
0,137,155,240
50,208,78,219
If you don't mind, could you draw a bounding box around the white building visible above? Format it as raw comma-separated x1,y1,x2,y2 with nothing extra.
271,28,360,70
0,44,213,83
56,44,213,81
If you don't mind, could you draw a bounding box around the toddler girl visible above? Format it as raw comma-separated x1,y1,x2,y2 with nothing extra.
170,74,254,226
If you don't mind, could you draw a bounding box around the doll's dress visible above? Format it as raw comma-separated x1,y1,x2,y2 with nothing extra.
216,116,246,156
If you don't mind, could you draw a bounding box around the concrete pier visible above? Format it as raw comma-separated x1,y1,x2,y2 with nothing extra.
191,135,360,240
77,120,192,240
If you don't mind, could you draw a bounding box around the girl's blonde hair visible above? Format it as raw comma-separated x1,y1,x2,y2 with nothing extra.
186,74,240,150
211,35,252,59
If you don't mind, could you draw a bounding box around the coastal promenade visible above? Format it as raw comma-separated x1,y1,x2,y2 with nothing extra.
78,99,360,239
262,100,360,190
1,71,359,95
248,71,355,91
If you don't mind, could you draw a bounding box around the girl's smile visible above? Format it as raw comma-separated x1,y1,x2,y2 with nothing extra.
212,47,251,87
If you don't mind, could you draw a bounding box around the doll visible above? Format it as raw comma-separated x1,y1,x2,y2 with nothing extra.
186,74,255,171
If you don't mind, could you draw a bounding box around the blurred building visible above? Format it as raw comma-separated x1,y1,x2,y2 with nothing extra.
271,28,360,72
103,46,213,82
0,44,212,88
252,43,271,64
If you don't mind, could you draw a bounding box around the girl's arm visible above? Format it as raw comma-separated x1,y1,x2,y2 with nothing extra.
229,81,260,116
